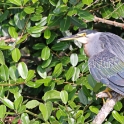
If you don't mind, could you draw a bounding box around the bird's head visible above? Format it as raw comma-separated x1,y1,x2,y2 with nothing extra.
58,30,97,44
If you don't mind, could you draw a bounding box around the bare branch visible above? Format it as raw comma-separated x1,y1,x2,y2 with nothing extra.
94,16,124,28
92,92,123,124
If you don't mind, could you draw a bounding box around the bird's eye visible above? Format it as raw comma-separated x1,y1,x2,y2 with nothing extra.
77,33,86,37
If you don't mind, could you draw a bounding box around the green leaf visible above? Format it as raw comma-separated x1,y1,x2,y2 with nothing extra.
27,26,45,34
25,70,35,82
89,106,99,114
9,66,19,81
70,53,78,67
63,0,68,4
24,6,35,14
33,43,46,50
8,27,18,38
37,66,47,79
60,90,68,104
82,0,93,5
0,105,6,119
70,17,87,28
72,67,80,81
78,10,94,21
26,100,40,109
21,113,30,124
9,0,22,6
41,55,52,68
14,96,23,110
1,98,14,109
87,74,97,88
114,101,122,111
78,89,88,105
52,42,69,51
60,17,70,31
14,13,25,29
12,48,21,62
39,101,53,121
44,29,51,39
0,50,5,65
65,66,74,80
43,90,60,101
0,65,9,81
41,46,50,60
52,63,63,77
18,62,28,79
112,110,124,123
46,33,56,44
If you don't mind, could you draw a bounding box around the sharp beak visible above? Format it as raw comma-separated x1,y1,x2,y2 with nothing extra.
58,33,87,41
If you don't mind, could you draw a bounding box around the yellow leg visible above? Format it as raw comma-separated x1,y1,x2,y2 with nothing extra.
103,87,112,98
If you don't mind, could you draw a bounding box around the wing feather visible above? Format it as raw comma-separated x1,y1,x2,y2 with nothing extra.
88,49,124,95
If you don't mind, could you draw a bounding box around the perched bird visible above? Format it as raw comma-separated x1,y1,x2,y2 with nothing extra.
59,30,124,96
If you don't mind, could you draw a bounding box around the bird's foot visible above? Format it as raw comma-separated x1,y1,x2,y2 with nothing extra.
102,87,112,99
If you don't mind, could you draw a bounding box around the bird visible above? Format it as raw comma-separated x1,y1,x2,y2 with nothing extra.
59,29,124,96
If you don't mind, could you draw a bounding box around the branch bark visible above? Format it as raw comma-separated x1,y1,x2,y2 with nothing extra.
92,92,123,124
94,16,124,28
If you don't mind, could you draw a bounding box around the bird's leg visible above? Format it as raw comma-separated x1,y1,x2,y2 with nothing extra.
102,87,112,98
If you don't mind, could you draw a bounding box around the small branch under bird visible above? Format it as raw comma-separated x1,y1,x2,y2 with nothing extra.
59,30,124,96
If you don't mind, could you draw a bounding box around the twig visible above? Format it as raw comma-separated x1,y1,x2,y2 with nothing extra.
94,16,124,28
92,91,123,124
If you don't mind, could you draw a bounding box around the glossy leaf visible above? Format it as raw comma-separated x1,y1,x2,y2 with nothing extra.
70,17,87,28
43,90,60,101
41,46,50,60
0,50,5,65
46,32,57,44
65,66,74,80
114,101,122,111
72,67,80,81
44,29,51,39
39,101,53,121
25,70,35,82
89,106,99,114
112,110,124,123
14,96,23,110
9,66,19,81
87,74,97,88
18,62,28,79
70,53,78,67
8,27,18,38
52,42,69,51
60,90,68,104
24,6,35,14
63,0,68,4
26,100,40,109
14,13,25,29
60,17,70,31
41,55,52,68
82,0,93,5
21,113,30,124
1,98,14,109
27,26,45,34
52,63,63,77
37,66,47,78
9,0,22,6
0,65,9,81
12,48,21,62
78,10,94,21
0,105,6,119
78,89,88,105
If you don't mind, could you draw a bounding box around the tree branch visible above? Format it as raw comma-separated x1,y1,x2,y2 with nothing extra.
94,16,124,28
92,91,123,124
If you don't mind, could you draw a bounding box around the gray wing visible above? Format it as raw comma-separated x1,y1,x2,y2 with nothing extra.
88,49,124,95
100,32,124,62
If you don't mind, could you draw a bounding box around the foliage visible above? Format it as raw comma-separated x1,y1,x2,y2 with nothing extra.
0,0,124,123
